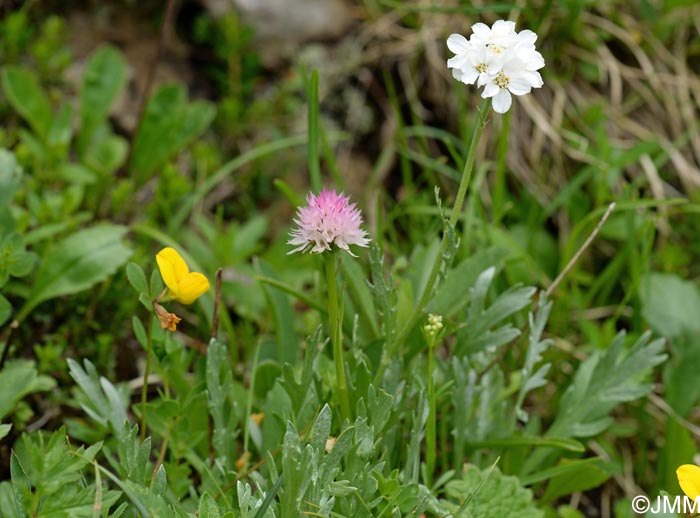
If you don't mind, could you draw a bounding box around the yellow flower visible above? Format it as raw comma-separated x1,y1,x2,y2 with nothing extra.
156,247,210,304
677,464,700,499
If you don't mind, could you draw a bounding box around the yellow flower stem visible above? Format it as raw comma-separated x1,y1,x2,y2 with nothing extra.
140,310,155,441
325,252,351,422
374,98,491,386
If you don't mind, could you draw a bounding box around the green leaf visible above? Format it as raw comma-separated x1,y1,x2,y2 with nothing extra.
640,272,700,337
84,132,128,175
206,338,243,465
0,294,11,327
541,459,610,502
664,334,700,416
521,457,606,486
10,451,29,518
0,234,37,284
255,258,298,364
198,493,221,518
549,331,667,439
341,253,379,338
0,359,55,420
0,423,11,440
516,297,554,422
58,163,97,185
0,149,23,208
1,66,52,139
129,84,215,181
427,246,507,317
21,224,132,318
79,46,126,144
467,435,584,452
47,102,73,149
67,358,128,439
126,262,149,296
454,267,535,356
445,465,543,518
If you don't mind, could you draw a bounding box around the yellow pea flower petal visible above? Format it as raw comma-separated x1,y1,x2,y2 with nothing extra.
156,247,189,293
155,247,210,304
176,272,211,305
677,464,700,499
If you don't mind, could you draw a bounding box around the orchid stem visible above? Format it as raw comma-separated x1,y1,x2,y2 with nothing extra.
325,252,351,422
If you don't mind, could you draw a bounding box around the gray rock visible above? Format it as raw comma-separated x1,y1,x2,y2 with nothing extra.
202,0,354,66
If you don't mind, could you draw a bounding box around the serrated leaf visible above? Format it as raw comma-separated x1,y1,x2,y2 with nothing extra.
23,224,132,316
453,267,535,357
445,465,543,518
199,492,221,518
308,404,332,452
549,331,667,439
67,359,128,439
206,338,241,465
516,297,554,422
428,247,507,317
10,451,29,518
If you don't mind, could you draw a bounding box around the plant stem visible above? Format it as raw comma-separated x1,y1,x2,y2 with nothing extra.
140,311,155,441
374,98,491,385
493,108,511,224
324,252,351,422
425,338,436,486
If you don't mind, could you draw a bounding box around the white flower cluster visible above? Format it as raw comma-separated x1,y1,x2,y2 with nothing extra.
447,20,545,114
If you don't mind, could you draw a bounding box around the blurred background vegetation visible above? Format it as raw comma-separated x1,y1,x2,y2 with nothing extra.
1,0,700,515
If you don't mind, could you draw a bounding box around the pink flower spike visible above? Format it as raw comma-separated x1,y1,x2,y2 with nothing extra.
288,189,370,256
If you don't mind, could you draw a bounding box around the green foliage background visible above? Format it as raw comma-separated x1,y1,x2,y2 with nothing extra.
0,0,698,516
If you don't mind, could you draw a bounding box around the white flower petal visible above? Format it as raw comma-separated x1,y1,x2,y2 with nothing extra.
452,68,463,81
447,54,469,69
471,23,490,39
447,33,470,54
521,70,543,87
492,89,512,113
461,68,479,84
476,72,494,87
516,29,537,46
493,20,516,35
482,82,500,98
526,51,545,71
508,78,532,96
